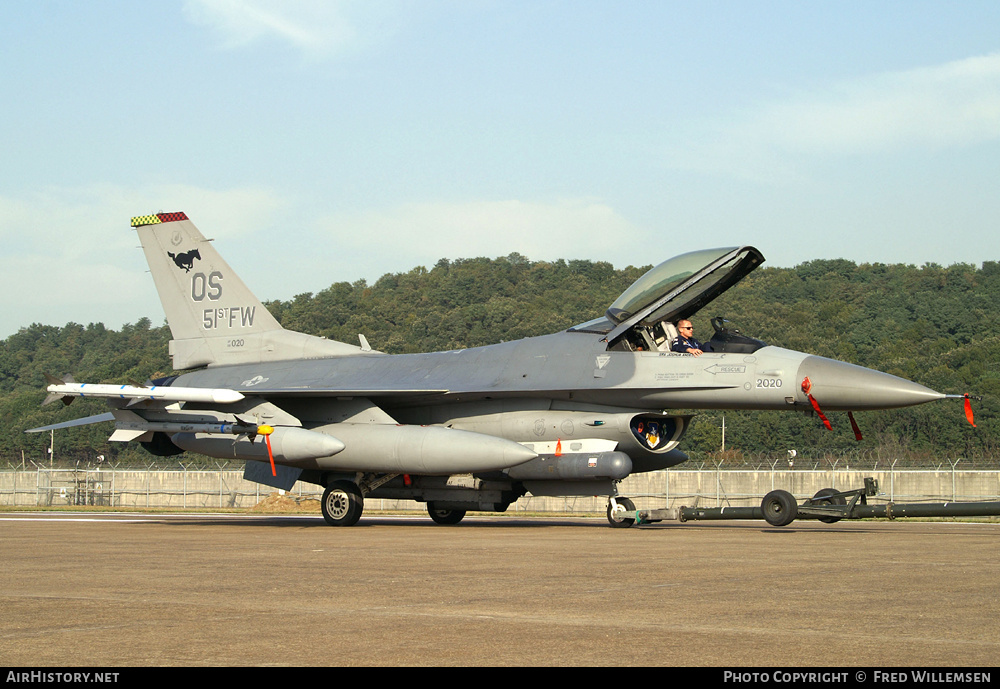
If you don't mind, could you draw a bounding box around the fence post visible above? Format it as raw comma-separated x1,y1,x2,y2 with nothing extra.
716,460,722,507
890,458,898,501
950,458,961,501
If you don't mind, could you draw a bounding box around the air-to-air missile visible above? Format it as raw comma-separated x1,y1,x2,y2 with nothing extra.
43,374,244,406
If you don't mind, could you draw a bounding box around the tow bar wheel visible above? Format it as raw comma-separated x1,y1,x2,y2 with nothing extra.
811,487,847,523
761,489,798,527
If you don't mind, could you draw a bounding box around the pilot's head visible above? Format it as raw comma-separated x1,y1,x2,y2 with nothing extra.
677,320,694,336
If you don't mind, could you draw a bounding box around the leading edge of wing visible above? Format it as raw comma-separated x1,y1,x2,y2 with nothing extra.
241,387,451,398
239,384,739,401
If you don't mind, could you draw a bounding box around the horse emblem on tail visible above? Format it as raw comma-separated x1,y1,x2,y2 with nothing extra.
167,249,201,272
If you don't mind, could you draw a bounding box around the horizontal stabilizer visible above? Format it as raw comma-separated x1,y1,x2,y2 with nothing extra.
26,413,115,434
109,429,151,442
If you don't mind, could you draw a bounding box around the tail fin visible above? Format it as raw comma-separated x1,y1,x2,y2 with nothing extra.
132,212,360,369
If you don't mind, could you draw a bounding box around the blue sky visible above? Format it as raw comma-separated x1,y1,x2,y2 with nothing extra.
1,1,998,338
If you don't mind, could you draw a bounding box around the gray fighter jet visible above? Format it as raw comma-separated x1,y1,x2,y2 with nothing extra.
30,212,950,527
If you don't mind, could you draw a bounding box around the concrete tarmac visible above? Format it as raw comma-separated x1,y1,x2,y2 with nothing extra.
1,511,998,667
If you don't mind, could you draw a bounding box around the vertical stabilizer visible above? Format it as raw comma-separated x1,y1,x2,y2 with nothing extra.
132,212,360,369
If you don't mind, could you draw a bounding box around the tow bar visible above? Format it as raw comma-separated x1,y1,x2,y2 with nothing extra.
624,478,1000,526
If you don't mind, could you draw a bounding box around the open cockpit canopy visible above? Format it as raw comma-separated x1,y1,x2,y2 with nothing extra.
597,246,764,347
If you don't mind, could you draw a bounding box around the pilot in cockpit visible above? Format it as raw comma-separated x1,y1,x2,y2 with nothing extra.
671,320,713,356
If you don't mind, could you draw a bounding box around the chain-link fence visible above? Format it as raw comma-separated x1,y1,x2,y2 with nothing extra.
680,447,1000,471
0,466,277,509
8,447,1000,473
3,463,999,514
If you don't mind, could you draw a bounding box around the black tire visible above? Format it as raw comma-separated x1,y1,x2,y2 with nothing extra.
812,487,846,524
607,497,636,528
321,481,364,526
761,490,798,527
427,503,466,525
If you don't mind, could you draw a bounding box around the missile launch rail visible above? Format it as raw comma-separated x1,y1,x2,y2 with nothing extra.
611,478,1000,527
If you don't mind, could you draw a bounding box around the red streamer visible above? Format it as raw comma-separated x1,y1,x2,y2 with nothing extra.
801,377,832,431
964,394,976,427
848,411,863,441
265,434,276,476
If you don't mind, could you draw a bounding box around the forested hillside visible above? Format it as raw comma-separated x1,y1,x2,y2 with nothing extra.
3,254,997,466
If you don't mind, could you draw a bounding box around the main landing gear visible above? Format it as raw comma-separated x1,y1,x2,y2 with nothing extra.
427,503,467,525
320,478,471,526
321,481,364,527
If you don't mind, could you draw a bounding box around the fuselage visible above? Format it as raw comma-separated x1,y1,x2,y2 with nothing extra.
171,328,943,415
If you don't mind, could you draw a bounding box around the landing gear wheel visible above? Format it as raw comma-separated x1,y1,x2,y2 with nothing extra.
812,487,846,523
761,490,798,527
427,503,466,525
607,497,636,528
321,481,364,526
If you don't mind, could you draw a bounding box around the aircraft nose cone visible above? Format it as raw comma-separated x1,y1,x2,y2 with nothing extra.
797,356,944,411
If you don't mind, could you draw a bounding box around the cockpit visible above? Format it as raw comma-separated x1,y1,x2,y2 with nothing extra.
569,246,769,354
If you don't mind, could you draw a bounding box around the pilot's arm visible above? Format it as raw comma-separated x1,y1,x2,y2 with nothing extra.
672,336,708,356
